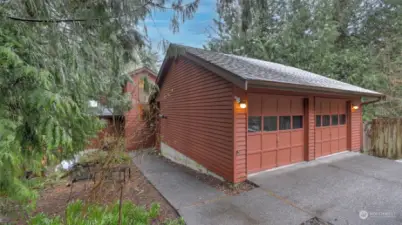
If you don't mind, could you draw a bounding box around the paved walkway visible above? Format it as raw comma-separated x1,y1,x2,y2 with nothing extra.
132,151,312,225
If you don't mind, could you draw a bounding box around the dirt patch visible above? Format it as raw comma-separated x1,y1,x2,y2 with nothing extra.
157,154,255,195
32,165,178,224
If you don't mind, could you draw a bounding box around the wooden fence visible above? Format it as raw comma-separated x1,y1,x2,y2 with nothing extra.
368,118,402,159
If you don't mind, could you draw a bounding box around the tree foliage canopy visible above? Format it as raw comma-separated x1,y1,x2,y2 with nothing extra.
0,0,199,203
207,0,402,119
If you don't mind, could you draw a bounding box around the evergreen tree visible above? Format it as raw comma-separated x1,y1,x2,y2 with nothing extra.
0,0,199,203
207,0,402,118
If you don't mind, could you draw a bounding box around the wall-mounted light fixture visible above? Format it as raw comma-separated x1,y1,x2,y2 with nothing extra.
240,100,247,109
234,96,247,109
352,105,359,110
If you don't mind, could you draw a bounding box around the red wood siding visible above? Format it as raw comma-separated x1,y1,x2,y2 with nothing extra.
306,97,315,161
233,87,247,182
159,57,235,181
351,99,362,151
124,71,157,150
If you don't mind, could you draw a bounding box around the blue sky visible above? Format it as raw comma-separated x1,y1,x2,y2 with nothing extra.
144,0,217,58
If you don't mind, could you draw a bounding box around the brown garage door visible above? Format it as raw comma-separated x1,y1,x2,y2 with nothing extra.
247,94,305,173
315,98,347,157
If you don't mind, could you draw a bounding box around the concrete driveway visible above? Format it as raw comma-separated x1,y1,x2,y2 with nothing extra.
248,152,402,225
134,151,402,225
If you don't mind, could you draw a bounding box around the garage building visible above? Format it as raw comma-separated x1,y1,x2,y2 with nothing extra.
156,44,384,183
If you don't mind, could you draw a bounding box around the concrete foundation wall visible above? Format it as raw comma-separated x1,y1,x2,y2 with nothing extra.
161,142,224,181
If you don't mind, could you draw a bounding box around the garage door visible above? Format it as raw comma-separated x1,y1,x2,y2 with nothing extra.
247,94,305,173
315,98,347,157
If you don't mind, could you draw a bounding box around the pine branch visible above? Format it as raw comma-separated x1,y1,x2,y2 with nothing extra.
6,0,154,23
7,16,109,23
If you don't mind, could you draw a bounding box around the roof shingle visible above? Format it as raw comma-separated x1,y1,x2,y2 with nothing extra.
179,45,382,97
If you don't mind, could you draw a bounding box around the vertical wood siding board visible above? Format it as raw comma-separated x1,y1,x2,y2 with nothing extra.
310,96,315,160
233,87,247,183
347,101,352,150
397,119,401,158
244,90,248,182
360,107,363,151
304,98,309,160
232,85,237,182
349,99,362,152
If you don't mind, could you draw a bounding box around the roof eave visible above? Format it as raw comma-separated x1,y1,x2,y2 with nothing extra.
247,80,385,98
156,52,173,88
157,44,247,90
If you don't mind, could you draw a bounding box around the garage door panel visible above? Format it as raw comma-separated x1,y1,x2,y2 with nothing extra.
331,140,339,153
315,98,348,157
322,128,331,141
331,127,339,139
262,98,277,114
278,132,291,148
291,130,304,145
339,103,346,114
339,127,347,139
291,98,304,114
322,101,330,114
315,130,322,141
248,95,262,116
247,135,261,151
291,146,304,163
331,101,338,113
262,133,277,150
248,94,305,173
277,149,291,166
315,101,322,113
339,138,347,151
322,141,331,156
278,98,291,114
262,151,277,169
247,153,261,172
315,143,322,157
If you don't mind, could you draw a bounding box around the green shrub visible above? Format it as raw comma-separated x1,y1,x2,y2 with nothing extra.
28,200,184,225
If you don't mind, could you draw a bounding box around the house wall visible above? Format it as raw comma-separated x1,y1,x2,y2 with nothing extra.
233,87,247,183
124,71,156,150
158,57,235,182
351,99,362,151
306,97,315,160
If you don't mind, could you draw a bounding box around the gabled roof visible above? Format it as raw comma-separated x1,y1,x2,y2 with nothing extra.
130,66,157,78
157,44,384,97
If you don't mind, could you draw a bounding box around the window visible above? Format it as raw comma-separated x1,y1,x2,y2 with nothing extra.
264,116,277,131
339,114,346,125
322,115,330,126
279,116,291,130
292,116,303,129
316,115,321,127
248,116,261,132
331,115,339,125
